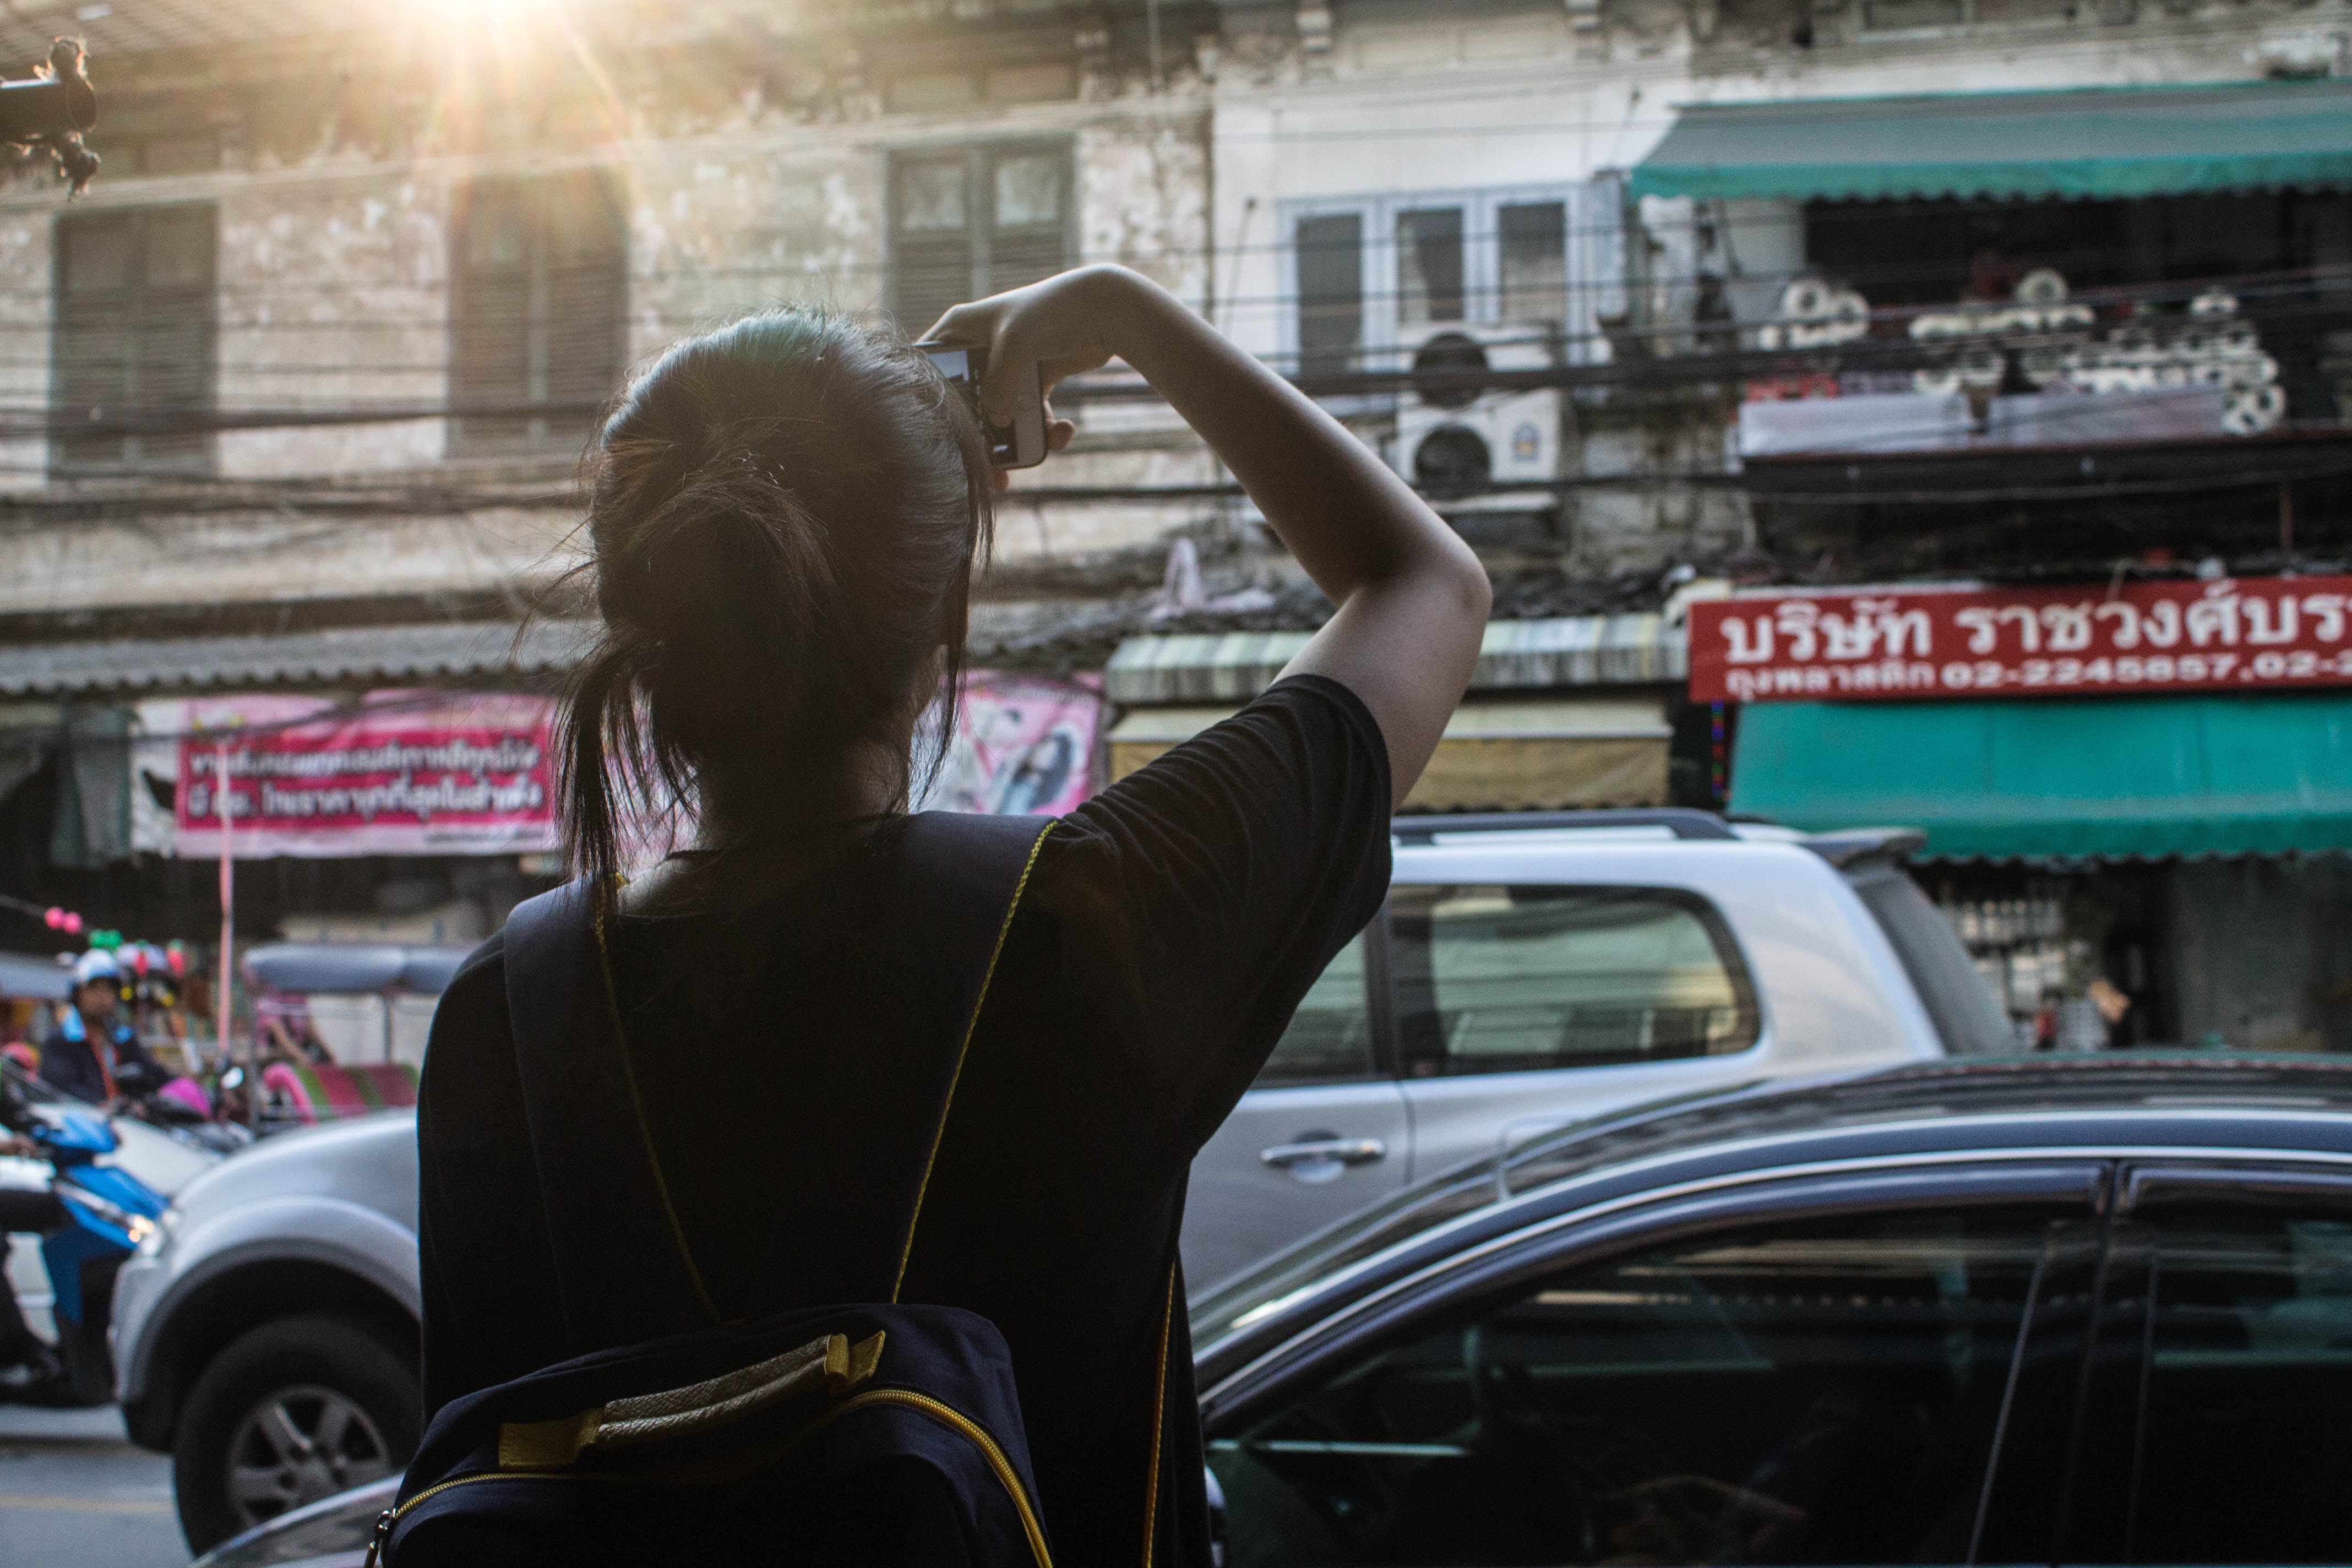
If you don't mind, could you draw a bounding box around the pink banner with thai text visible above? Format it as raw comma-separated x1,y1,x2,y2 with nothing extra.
1689,576,2352,704
173,690,558,858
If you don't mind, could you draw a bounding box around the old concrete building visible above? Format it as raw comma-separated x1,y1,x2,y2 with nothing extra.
0,0,1231,946
0,0,2344,1050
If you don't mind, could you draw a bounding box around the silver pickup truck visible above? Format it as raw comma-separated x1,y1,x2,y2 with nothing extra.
109,811,2008,1550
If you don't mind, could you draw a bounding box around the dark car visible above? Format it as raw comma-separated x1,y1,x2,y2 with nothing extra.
198,1053,2352,1568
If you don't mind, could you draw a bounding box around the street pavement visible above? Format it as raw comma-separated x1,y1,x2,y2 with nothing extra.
0,1404,188,1567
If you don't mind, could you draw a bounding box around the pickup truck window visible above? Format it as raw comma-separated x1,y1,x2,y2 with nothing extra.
1257,932,1378,1084
1389,885,1759,1076
1844,865,2013,1056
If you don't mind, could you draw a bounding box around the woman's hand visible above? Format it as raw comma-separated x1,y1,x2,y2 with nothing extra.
924,265,1146,480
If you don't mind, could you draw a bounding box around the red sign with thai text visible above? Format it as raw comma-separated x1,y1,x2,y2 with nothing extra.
1688,575,2352,704
173,690,558,859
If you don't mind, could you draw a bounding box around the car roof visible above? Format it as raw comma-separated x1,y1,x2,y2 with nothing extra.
1389,809,1926,868
1192,1052,2352,1363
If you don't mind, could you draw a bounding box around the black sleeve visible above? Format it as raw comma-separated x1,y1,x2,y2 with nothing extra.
415,934,565,1414
1031,674,1392,1156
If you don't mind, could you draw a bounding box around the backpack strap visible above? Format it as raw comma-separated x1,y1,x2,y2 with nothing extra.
503,813,1054,1354
1138,1256,1178,1568
504,875,718,1349
887,813,1053,1303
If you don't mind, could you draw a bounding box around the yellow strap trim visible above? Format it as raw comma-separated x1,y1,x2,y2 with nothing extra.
497,1330,888,1471
810,1388,1055,1568
591,880,720,1324
498,1407,602,1471
1139,1260,1177,1568
892,821,1054,1302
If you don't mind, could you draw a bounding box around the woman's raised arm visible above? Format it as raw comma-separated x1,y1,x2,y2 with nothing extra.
929,265,1491,808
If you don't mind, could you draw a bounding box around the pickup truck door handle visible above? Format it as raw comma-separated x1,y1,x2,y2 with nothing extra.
1260,1137,1389,1169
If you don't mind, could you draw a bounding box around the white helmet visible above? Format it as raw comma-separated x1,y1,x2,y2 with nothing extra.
72,949,121,988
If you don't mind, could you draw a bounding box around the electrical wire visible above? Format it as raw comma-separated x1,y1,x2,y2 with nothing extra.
13,270,2346,427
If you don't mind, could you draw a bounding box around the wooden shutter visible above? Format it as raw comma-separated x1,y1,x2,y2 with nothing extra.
453,181,533,448
452,172,627,451
542,170,628,434
137,206,216,472
892,154,974,337
983,146,1069,296
52,205,215,476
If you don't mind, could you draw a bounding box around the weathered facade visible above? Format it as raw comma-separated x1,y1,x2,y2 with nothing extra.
0,0,2345,1005
0,0,1231,943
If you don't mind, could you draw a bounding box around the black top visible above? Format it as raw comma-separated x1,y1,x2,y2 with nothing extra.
417,674,1392,1568
38,1014,160,1107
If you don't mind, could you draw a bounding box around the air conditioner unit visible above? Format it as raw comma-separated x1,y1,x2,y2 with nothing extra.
1390,324,1565,504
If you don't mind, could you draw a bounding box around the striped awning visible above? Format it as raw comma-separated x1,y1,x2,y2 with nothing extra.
1103,615,1684,705
1630,79,2352,205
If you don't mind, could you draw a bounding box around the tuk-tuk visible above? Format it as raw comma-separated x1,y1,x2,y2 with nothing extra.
239,943,470,1129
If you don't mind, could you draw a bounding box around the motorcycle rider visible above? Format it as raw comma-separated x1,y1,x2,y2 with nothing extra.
40,950,162,1108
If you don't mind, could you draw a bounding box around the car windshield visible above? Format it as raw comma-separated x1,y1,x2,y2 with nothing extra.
1844,862,2015,1055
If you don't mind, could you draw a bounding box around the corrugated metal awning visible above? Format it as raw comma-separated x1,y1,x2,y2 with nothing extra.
1103,616,1684,705
0,620,596,698
1630,79,2352,204
1109,699,1672,746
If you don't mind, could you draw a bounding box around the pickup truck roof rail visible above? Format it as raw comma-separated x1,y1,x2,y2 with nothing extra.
1803,828,1929,867
1392,809,1738,845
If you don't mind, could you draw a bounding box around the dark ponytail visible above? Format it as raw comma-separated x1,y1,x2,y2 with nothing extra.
556,309,992,891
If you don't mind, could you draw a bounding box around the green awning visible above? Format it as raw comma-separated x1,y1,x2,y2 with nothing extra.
1729,694,2352,861
1630,79,2352,204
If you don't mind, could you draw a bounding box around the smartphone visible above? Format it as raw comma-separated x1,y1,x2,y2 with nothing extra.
919,342,1047,469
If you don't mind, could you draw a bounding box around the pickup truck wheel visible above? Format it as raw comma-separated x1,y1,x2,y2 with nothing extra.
172,1314,420,1553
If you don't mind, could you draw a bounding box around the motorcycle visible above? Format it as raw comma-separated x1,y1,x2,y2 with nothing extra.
113,1057,255,1157
1,1096,170,1406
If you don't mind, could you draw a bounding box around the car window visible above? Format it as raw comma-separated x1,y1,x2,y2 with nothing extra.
1845,864,2014,1056
1257,933,1376,1085
1210,1205,2075,1567
1388,885,1759,1077
2125,1200,2352,1562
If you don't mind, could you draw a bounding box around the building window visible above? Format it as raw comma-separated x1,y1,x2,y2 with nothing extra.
52,205,217,478
1282,183,1625,378
1497,200,1570,324
1396,206,1467,329
890,144,1072,336
1295,212,1365,380
450,170,628,454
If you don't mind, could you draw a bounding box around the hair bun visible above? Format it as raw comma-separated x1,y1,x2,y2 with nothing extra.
556,308,995,886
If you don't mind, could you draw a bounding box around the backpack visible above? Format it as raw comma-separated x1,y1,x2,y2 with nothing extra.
373,814,1061,1567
